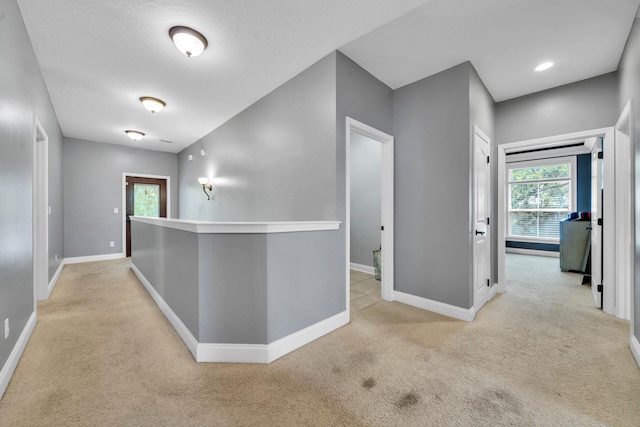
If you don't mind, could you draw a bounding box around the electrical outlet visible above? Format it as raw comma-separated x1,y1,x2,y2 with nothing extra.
114,208,119,214
4,319,9,339
55,254,58,263
109,241,115,248
48,206,52,215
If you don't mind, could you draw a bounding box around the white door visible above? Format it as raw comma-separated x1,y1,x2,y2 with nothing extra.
473,127,491,311
591,138,603,308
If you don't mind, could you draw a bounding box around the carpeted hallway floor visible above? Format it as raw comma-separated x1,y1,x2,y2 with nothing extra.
0,254,638,426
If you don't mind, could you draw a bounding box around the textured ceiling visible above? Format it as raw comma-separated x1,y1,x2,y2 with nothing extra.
341,0,640,101
16,0,640,153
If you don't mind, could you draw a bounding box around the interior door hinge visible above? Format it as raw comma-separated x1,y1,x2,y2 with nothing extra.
487,217,490,226
486,156,490,163
597,218,603,226
381,226,384,231
486,279,490,287
597,151,604,159
597,284,603,292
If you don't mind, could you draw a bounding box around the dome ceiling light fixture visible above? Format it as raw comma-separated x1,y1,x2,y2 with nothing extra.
139,96,166,113
535,61,554,72
169,26,208,58
125,130,145,141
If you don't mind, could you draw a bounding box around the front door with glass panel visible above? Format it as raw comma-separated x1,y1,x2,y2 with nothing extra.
126,176,167,256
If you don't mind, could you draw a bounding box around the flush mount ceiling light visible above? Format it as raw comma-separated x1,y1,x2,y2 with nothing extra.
139,96,166,113
125,130,145,141
535,61,554,72
169,26,208,57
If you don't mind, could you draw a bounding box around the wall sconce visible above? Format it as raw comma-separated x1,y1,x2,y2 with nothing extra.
198,177,213,200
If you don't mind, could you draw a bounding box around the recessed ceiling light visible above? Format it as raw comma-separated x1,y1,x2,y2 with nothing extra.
139,97,166,113
169,26,208,58
535,62,554,72
125,130,145,141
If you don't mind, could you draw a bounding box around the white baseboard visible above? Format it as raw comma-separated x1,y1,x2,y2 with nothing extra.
506,248,559,258
264,311,349,363
64,253,124,264
488,283,499,301
350,263,375,275
631,334,640,368
393,291,476,322
45,260,65,299
131,262,348,363
130,262,199,359
0,312,37,400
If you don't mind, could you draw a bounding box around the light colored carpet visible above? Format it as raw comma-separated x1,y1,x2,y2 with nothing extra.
1,254,638,426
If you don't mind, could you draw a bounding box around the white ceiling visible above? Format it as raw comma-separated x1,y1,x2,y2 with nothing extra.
17,0,640,153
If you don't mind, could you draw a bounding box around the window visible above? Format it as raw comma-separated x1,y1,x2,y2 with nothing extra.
507,157,576,242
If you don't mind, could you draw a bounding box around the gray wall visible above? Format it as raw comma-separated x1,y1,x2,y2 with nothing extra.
495,72,619,145
63,138,178,257
266,230,344,342
350,132,382,267
393,62,473,308
335,51,393,301
178,54,337,222
618,16,640,343
495,72,619,287
0,0,63,374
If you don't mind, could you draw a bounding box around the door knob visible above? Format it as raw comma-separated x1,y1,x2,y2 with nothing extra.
475,230,486,236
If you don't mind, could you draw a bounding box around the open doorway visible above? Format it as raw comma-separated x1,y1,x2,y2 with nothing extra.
122,174,170,257
497,127,631,321
346,118,394,315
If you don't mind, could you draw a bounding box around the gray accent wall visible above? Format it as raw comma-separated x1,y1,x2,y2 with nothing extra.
393,62,473,308
350,132,382,267
335,51,393,302
177,54,337,222
63,138,178,257
618,16,640,344
0,0,63,374
495,73,619,145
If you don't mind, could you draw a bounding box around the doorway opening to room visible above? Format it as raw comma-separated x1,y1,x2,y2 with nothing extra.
123,174,169,257
497,125,632,322
346,118,394,314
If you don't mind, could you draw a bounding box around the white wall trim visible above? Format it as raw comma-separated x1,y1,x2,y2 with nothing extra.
264,311,348,363
130,262,199,358
45,260,66,299
350,262,374,275
129,217,341,234
393,291,476,322
64,253,124,265
122,173,172,256
346,117,395,308
488,283,499,302
631,335,640,368
33,117,49,303
0,312,37,400
506,248,559,258
131,262,349,363
497,127,612,295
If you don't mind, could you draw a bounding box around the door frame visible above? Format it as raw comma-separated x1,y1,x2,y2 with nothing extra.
346,117,394,308
121,173,171,256
33,117,49,303
472,126,493,311
497,129,605,293
615,100,634,323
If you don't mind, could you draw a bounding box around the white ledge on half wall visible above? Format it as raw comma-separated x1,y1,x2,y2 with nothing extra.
129,216,341,234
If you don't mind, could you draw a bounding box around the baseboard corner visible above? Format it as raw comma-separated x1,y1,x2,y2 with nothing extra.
631,334,640,368
393,291,475,322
